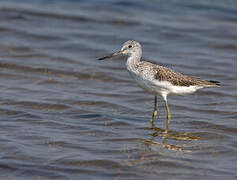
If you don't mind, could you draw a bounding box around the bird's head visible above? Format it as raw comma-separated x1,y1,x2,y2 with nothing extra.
98,40,141,60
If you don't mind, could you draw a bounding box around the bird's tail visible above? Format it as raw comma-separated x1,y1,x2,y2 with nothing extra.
208,80,220,87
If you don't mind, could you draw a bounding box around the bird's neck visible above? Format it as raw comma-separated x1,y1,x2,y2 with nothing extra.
126,53,141,71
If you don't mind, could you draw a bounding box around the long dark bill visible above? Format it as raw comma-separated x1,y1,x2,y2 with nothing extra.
97,50,123,61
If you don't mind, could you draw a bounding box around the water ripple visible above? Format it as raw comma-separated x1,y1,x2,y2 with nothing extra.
0,0,236,179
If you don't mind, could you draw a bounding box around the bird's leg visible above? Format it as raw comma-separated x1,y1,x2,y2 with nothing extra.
165,100,171,129
150,95,158,125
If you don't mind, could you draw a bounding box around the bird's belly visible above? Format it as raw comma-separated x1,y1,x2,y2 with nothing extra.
170,85,202,95
153,80,203,95
129,72,165,95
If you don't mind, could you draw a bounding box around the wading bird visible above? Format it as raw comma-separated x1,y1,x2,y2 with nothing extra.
98,40,220,129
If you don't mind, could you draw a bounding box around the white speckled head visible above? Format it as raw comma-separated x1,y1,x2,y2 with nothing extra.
98,40,142,61
121,40,142,57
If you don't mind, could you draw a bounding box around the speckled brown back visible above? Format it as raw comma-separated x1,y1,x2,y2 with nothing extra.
151,63,220,87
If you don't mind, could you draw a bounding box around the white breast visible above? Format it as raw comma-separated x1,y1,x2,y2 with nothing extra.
128,71,165,94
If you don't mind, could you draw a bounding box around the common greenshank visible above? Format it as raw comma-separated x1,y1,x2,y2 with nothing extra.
98,40,220,129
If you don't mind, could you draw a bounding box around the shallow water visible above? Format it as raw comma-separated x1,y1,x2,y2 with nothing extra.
0,0,236,179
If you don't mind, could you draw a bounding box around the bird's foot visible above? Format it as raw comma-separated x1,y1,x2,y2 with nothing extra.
150,119,154,126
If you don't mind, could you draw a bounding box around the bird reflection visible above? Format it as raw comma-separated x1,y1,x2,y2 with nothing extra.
142,124,203,152
123,122,204,167
137,124,203,152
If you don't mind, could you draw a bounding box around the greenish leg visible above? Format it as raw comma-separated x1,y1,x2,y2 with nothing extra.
150,96,158,125
165,100,171,129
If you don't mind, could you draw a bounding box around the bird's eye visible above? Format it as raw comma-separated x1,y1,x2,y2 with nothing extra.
128,45,132,48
